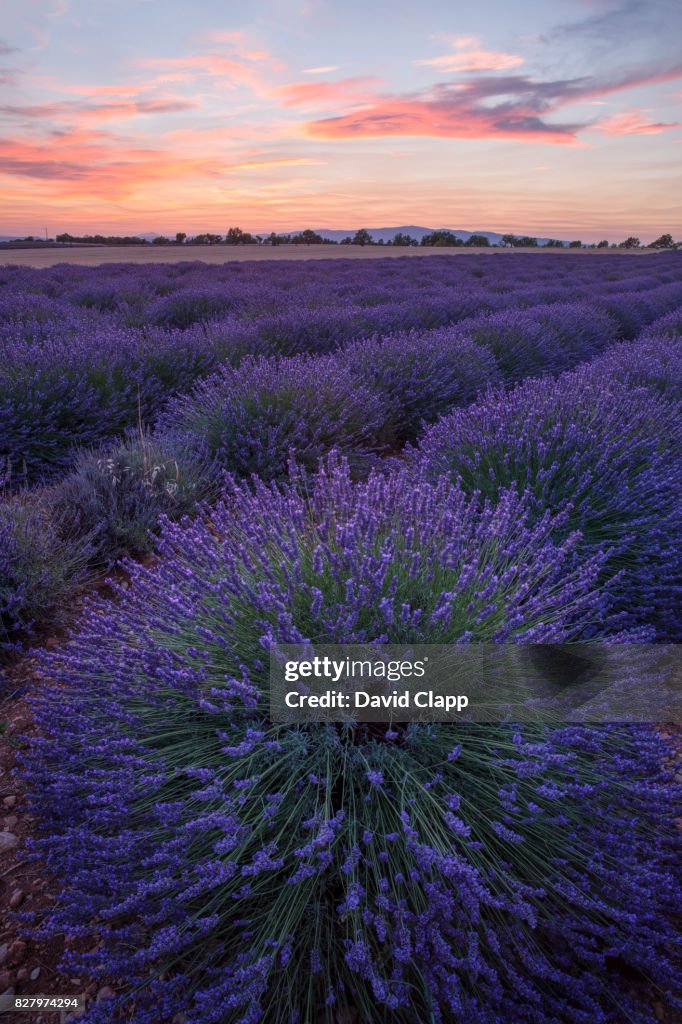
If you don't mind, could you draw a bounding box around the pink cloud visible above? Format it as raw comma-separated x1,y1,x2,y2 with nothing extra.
597,109,680,135
307,62,682,143
0,128,221,198
0,126,324,199
307,78,583,143
278,76,381,109
0,97,197,124
415,36,524,74
138,51,281,96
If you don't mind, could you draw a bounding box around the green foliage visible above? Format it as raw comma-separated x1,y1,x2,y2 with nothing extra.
421,230,463,247
225,227,257,244
49,433,214,567
391,232,418,246
0,493,91,648
352,229,374,246
649,234,674,249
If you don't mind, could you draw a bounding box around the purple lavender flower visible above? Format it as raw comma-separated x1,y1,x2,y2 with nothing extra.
23,455,682,1022
413,363,682,637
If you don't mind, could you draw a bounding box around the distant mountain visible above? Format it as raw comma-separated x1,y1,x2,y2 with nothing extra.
306,227,569,246
1,227,573,245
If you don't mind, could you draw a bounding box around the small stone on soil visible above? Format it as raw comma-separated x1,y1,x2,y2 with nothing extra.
7,940,26,966
0,831,18,853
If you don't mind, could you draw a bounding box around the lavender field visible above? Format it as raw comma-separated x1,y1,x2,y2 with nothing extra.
1,252,681,1023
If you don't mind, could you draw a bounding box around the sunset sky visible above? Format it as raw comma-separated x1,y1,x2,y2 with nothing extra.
1,0,680,240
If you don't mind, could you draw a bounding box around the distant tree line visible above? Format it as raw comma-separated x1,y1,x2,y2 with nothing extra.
48,229,680,249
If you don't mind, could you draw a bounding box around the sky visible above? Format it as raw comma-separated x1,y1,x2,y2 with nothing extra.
0,0,680,241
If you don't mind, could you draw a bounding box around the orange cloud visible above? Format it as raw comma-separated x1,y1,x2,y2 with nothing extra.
307,79,582,143
306,62,682,143
0,127,326,201
0,129,220,198
228,157,327,171
415,36,524,74
596,109,680,135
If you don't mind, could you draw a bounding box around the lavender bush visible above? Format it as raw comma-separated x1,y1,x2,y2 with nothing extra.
413,367,682,637
0,491,91,651
2,253,680,484
336,330,499,442
586,332,682,400
48,432,216,566
157,355,390,481
641,305,682,340
26,458,679,1023
595,280,682,337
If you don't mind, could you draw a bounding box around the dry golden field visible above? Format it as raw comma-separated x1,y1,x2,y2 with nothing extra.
0,243,661,268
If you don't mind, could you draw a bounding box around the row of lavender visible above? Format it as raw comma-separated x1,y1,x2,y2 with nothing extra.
2,254,681,484
3,282,679,653
24,316,682,1022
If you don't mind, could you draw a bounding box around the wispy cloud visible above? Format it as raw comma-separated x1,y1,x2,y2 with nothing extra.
302,65,339,75
0,98,197,124
0,129,203,195
415,36,524,74
307,61,682,142
139,52,281,96
278,76,380,110
0,128,323,199
597,108,680,134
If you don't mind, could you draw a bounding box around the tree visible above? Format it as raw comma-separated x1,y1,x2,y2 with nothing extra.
391,232,417,246
464,234,490,247
352,229,373,246
568,240,582,248
291,229,324,245
152,236,171,245
618,236,640,249
340,237,353,245
543,239,564,248
518,236,538,247
421,230,462,247
225,227,256,244
596,239,609,248
649,233,673,249
175,232,186,245
501,234,518,247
